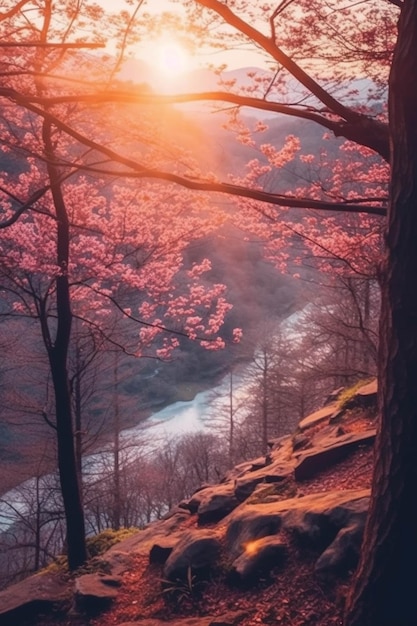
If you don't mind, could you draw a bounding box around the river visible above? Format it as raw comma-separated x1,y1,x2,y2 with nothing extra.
0,309,302,531
0,366,250,531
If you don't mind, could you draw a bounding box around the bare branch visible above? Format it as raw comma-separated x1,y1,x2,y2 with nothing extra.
17,88,390,161
195,1,365,122
0,0,30,22
0,184,53,228
0,41,104,49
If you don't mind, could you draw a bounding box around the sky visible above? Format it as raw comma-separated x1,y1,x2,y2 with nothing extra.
97,0,266,75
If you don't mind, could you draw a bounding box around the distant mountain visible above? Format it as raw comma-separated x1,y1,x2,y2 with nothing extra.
119,57,382,108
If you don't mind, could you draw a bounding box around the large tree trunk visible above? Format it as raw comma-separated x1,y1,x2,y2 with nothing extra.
345,2,417,624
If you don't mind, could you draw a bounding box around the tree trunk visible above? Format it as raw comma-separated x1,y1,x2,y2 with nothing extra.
113,352,121,531
261,350,269,455
74,341,83,476
50,342,87,570
345,2,417,624
34,474,41,572
43,120,87,570
228,371,234,465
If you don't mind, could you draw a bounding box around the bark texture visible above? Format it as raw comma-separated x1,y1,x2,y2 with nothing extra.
345,2,417,624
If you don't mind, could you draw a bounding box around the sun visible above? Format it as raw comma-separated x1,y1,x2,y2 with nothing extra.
133,36,194,90
157,41,189,76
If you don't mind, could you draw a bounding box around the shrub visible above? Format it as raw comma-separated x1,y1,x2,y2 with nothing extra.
86,527,139,558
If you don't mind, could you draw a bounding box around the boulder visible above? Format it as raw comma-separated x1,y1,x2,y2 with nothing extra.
267,434,293,451
282,490,369,540
105,510,191,562
221,460,256,483
323,387,345,405
160,508,193,526
245,479,297,504
149,539,177,565
234,474,265,501
314,521,365,575
282,490,369,575
298,403,340,431
163,530,221,582
355,379,377,399
294,429,376,481
234,460,294,501
230,536,288,583
226,489,369,561
185,483,239,524
0,570,69,625
226,509,283,560
74,573,121,613
292,433,313,452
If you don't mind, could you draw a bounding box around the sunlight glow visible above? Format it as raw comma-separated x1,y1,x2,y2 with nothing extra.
244,540,261,556
157,41,189,76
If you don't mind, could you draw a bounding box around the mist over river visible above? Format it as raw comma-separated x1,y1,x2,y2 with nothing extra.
0,309,302,531
0,367,250,531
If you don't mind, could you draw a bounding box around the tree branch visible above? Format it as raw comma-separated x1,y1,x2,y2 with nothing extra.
0,41,104,48
0,90,387,217
195,1,367,120
0,184,53,228
15,86,390,161
0,0,30,22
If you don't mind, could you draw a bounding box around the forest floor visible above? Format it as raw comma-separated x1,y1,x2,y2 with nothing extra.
25,413,374,626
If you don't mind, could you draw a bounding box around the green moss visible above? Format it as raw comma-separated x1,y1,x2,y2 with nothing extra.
42,527,139,576
86,527,139,558
246,480,297,504
337,379,374,411
43,554,68,575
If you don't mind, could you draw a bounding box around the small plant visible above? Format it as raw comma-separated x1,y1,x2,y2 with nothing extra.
160,565,199,605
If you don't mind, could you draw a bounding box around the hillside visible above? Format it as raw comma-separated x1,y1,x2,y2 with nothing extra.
0,380,377,626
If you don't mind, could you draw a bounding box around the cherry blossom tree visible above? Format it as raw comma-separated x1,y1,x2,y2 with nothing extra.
0,1,235,570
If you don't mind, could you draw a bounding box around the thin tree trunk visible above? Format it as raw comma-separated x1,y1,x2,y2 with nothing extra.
345,2,417,624
229,371,234,465
74,342,83,475
262,352,268,455
43,120,87,570
362,278,371,373
113,352,121,531
34,475,41,571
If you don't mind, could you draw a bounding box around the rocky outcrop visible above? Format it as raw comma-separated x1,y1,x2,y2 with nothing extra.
294,429,376,480
0,571,70,625
0,380,377,624
298,403,340,431
184,483,239,523
225,489,369,569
